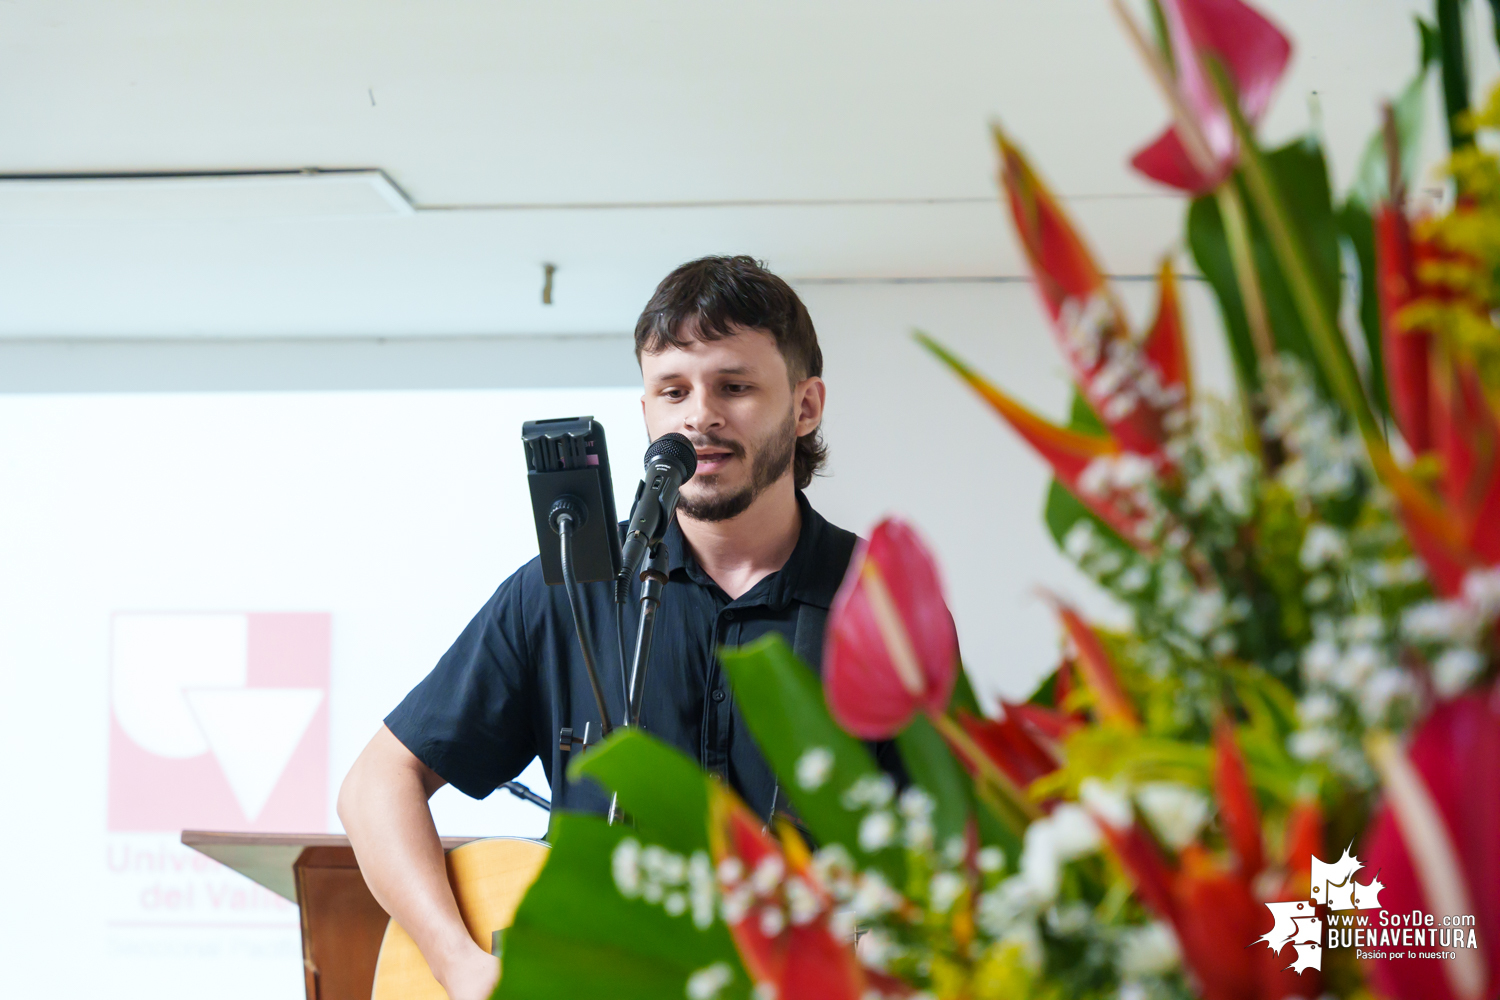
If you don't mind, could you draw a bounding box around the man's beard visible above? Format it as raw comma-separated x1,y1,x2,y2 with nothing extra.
676,410,797,524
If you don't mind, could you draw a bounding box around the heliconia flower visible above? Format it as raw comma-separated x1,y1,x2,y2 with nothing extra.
1090,786,1326,1000
1046,594,1140,731
1428,359,1500,567
708,786,866,1000
1212,720,1264,878
1127,0,1292,194
1375,204,1433,454
1362,692,1500,1000
956,706,1062,792
992,127,1189,456
1142,259,1194,401
917,335,1164,551
824,518,959,739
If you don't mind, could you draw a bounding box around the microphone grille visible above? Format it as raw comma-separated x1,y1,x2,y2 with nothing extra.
645,432,698,478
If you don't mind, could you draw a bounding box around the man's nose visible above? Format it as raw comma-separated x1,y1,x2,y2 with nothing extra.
681,389,725,434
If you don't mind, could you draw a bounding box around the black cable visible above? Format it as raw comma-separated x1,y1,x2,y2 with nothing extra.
500,781,551,811
557,514,613,737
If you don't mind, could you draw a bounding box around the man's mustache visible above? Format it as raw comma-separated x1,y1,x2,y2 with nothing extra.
686,434,746,460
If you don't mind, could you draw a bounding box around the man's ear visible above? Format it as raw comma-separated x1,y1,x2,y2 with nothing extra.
795,376,826,436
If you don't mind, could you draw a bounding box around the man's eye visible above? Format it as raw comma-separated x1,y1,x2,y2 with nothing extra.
662,388,686,400
724,384,750,394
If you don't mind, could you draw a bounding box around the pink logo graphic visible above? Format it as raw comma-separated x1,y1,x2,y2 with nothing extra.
108,612,330,832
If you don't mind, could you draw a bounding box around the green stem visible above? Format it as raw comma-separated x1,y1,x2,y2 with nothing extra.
1437,0,1473,151
1214,183,1276,365
1205,58,1384,445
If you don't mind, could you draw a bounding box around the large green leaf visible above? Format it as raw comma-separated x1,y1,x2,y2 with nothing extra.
570,728,712,853
495,812,748,1000
895,714,971,848
1187,138,1345,404
1436,0,1472,151
719,634,906,885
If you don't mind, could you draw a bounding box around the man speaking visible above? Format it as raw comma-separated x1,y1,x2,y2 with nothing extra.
339,255,897,1000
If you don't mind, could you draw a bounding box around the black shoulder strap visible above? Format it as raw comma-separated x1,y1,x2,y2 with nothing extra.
792,602,828,672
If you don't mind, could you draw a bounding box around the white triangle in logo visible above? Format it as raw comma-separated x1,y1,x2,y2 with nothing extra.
185,688,324,822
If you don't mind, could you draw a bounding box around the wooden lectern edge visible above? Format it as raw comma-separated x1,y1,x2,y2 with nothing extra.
180,830,485,903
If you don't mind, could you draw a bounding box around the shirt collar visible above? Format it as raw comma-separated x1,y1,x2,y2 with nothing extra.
662,491,850,610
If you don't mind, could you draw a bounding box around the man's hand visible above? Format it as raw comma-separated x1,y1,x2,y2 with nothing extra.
435,943,500,1000
339,726,489,1000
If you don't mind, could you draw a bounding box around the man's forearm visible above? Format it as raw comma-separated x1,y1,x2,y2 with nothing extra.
338,725,491,995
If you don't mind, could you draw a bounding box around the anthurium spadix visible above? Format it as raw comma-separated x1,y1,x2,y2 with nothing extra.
824,518,958,740
1125,0,1291,194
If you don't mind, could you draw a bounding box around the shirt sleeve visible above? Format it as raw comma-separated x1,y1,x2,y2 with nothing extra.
384,560,542,800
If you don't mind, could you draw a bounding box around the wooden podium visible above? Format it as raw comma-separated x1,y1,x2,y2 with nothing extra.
182,831,478,1000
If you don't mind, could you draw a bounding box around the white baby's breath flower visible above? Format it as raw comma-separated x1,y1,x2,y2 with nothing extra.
929,871,966,913
1298,691,1339,726
795,747,835,791
1289,728,1338,762
688,852,716,929
1404,600,1483,644
685,962,733,1000
1046,902,1092,935
977,846,1006,873
858,810,897,851
1334,644,1383,691
1462,566,1500,619
1117,921,1181,977
1048,803,1102,859
612,837,642,898
1301,640,1340,683
758,906,786,938
850,871,899,919
665,892,687,917
750,855,784,895
1135,783,1209,851
784,876,821,926
1117,563,1151,594
1299,524,1348,570
716,856,744,886
841,774,895,811
1079,777,1133,829
1433,646,1486,697
1064,521,1097,562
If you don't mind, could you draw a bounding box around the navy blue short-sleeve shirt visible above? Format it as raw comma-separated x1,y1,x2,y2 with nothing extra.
385,492,902,821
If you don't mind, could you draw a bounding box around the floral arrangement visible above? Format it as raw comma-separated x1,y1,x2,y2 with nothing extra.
492,3,1500,999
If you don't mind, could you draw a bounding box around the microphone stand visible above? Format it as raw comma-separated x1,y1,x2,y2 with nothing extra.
625,541,671,727
553,505,613,743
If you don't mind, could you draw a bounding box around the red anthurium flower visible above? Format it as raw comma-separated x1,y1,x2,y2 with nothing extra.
824,518,959,739
1128,0,1292,194
1362,692,1500,1000
709,786,866,1000
994,127,1188,457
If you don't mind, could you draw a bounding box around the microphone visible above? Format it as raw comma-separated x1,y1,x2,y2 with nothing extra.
618,433,698,580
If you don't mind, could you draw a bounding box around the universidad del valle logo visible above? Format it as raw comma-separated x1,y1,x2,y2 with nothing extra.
1258,847,1479,973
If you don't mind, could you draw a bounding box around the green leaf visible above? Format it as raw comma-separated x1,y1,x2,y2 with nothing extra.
719,634,906,884
495,813,747,1000
895,714,971,847
1190,139,1346,398
1337,201,1388,421
570,728,713,854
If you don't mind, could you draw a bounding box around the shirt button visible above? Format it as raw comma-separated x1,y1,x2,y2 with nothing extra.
722,609,735,621
711,688,726,703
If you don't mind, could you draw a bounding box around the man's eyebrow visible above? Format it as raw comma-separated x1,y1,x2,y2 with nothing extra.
716,365,756,376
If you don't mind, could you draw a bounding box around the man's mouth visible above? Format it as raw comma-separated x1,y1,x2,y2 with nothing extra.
693,447,736,473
